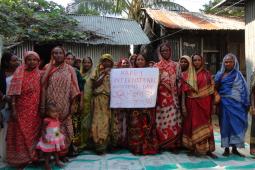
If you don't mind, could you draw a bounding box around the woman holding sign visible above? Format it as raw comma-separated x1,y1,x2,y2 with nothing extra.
155,42,182,151
128,54,159,155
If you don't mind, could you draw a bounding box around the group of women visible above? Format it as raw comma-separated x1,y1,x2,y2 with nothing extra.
0,42,253,169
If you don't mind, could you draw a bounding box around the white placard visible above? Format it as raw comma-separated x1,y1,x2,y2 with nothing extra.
110,68,159,108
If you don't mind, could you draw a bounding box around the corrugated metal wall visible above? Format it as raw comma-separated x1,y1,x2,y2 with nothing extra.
13,41,34,60
12,42,130,65
245,0,255,86
63,43,130,65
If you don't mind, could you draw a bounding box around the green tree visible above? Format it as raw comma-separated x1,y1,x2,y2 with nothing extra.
68,0,187,21
0,0,88,47
200,0,244,17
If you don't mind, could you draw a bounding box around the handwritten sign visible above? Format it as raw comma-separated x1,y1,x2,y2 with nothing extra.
110,68,159,108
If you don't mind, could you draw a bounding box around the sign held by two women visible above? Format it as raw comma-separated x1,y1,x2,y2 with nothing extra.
110,68,159,108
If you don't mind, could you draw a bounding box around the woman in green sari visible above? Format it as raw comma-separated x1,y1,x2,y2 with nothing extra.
80,57,93,150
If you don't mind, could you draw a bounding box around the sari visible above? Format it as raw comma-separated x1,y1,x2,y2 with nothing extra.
111,57,130,149
128,107,158,155
182,61,215,154
6,51,41,166
80,64,93,149
250,70,255,154
91,54,113,152
154,56,182,149
215,53,249,148
42,62,80,155
72,68,84,148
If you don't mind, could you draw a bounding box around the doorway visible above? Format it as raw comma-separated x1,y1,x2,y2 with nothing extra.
34,43,62,69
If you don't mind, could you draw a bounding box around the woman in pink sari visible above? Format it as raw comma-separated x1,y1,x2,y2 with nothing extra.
41,46,80,159
154,42,182,151
7,51,42,169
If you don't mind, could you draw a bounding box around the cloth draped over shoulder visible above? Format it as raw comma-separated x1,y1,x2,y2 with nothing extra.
91,54,113,152
6,51,41,166
180,55,198,92
8,51,40,96
154,49,182,150
214,54,249,108
41,62,80,156
182,56,215,154
214,53,249,148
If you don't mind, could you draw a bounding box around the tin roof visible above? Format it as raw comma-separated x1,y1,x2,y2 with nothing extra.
145,9,244,30
213,0,245,8
71,15,150,45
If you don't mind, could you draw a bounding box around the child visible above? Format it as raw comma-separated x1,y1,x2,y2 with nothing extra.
37,103,65,170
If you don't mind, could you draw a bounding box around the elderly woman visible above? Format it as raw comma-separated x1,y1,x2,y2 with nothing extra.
41,46,80,159
91,54,114,154
215,53,249,157
154,42,182,151
6,51,42,169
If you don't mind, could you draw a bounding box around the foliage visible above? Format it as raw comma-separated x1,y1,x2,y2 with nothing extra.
200,0,244,17
68,0,187,21
0,0,88,46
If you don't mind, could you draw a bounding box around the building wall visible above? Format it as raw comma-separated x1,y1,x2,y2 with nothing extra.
245,0,255,87
12,41,34,60
63,43,130,65
12,42,130,66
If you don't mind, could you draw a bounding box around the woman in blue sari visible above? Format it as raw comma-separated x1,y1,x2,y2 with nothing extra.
215,53,249,157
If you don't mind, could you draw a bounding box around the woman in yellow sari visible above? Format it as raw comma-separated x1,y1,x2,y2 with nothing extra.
91,54,113,154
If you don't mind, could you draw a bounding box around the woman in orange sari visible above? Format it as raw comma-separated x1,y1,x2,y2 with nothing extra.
41,46,80,159
7,51,42,169
154,42,182,151
182,54,216,158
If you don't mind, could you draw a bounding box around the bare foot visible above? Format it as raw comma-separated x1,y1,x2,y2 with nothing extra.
56,160,65,168
207,152,218,159
232,148,245,157
222,148,230,157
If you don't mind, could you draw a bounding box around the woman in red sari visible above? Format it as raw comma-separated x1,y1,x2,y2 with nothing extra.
7,51,42,169
128,54,158,155
41,46,80,160
182,54,217,158
154,42,182,151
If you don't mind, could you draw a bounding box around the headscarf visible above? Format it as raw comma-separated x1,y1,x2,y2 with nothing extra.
80,57,93,77
180,55,198,92
8,51,40,96
188,54,214,98
93,54,113,80
215,53,249,106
